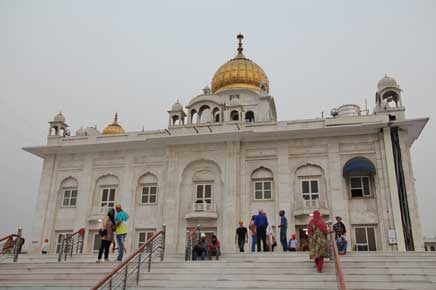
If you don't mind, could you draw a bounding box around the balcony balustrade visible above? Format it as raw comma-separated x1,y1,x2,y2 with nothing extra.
185,202,218,219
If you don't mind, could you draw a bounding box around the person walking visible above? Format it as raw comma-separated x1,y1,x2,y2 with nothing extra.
114,204,129,261
278,210,288,251
288,233,298,252
254,210,268,252
308,210,328,273
265,212,273,252
97,208,115,263
235,221,248,252
333,216,347,239
249,215,257,252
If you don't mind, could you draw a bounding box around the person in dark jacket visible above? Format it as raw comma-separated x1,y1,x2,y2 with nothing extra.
333,216,347,239
254,210,268,252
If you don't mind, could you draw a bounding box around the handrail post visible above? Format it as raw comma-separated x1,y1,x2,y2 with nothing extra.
161,224,166,261
185,230,190,261
123,264,128,290
70,236,74,257
64,236,69,261
147,240,153,272
136,252,141,285
58,236,65,262
13,228,22,263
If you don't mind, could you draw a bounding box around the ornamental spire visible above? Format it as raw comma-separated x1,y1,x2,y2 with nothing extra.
237,33,244,54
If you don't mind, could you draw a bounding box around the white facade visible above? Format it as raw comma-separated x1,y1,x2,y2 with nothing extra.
24,43,428,255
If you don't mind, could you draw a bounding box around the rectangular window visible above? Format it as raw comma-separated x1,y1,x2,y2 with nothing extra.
196,184,213,204
55,231,72,254
141,184,158,204
101,188,116,209
354,226,376,251
301,180,319,200
254,180,272,200
350,176,371,198
62,189,78,207
137,230,155,248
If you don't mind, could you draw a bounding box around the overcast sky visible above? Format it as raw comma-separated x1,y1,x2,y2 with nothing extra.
0,1,435,239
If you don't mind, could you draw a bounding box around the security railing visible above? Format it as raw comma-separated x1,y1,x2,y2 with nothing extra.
193,202,216,212
90,225,166,290
58,228,85,262
185,224,200,261
0,228,23,262
327,222,347,290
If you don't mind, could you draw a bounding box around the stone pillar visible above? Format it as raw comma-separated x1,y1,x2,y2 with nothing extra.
120,155,135,253
327,142,350,249
382,128,406,251
29,155,56,254
76,153,94,253
222,141,240,252
163,148,181,253
399,131,424,251
277,141,291,240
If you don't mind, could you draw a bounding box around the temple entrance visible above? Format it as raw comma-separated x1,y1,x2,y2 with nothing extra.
296,225,309,251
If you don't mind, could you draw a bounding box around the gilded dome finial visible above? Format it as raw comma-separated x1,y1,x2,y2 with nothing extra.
237,33,244,54
114,112,118,122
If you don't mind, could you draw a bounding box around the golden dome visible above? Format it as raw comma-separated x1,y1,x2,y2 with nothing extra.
102,113,125,135
211,34,269,94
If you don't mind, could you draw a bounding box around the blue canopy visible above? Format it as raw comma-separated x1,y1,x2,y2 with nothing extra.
343,157,376,176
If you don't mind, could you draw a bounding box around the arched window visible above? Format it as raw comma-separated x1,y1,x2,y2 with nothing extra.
95,174,119,210
251,167,273,200
230,110,239,121
172,115,181,125
192,169,215,211
245,111,255,122
212,108,220,122
138,173,158,204
295,165,325,202
199,105,212,123
343,157,376,198
59,177,78,207
190,109,198,124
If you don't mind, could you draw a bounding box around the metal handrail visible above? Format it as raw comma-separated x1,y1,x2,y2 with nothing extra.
58,227,85,262
0,228,23,262
90,224,166,290
185,224,200,261
328,228,347,290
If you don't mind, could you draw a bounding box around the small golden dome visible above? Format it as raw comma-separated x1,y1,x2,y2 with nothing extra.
211,34,269,94
102,113,125,135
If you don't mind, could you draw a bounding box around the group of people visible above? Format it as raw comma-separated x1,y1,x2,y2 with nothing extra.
236,210,296,253
192,233,221,260
96,204,129,263
193,209,348,274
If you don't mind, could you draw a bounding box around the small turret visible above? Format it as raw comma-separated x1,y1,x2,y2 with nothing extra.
48,112,69,137
374,75,405,120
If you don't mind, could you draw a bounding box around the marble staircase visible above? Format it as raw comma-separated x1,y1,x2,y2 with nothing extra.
0,252,435,290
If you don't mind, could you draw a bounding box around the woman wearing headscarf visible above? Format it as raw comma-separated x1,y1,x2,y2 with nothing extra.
308,210,328,272
97,208,115,263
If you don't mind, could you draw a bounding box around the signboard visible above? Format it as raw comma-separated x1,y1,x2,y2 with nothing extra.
388,229,397,244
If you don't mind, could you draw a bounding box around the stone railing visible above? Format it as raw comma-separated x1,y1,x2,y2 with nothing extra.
87,206,111,222
293,199,329,216
193,202,216,212
185,202,218,220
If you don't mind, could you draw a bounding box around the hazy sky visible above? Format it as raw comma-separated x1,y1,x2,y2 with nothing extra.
0,1,435,239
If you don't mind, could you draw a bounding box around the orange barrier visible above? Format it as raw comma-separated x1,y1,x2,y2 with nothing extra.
329,231,347,290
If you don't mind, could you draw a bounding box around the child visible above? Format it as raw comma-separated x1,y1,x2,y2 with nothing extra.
288,233,298,252
41,239,49,254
